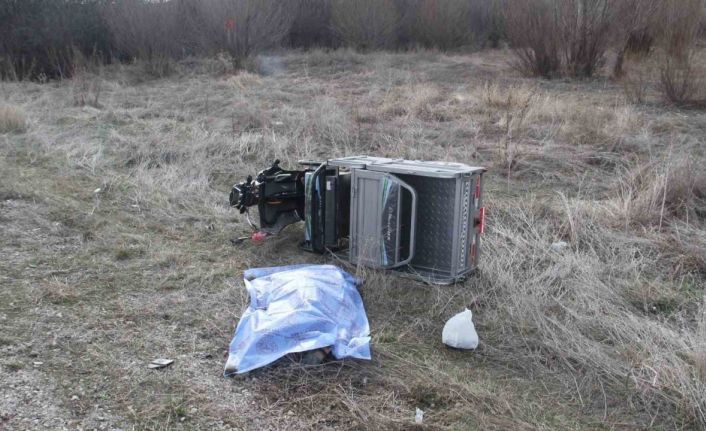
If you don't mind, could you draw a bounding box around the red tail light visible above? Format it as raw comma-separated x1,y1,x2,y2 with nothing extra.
477,207,485,234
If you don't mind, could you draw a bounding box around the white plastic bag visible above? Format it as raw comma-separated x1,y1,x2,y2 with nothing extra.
442,309,479,349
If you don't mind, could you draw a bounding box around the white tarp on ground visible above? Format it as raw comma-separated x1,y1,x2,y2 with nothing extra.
224,264,371,375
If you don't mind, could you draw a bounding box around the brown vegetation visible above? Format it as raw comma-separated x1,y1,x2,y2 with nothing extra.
331,0,401,50
0,105,28,134
1,48,705,429
657,0,706,107
503,0,614,78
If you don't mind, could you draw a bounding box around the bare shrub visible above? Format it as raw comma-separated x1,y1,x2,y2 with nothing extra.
331,0,401,50
612,0,660,78
196,0,293,68
0,0,111,80
104,0,181,61
503,0,613,78
559,0,613,77
0,105,28,134
411,0,475,50
656,0,706,107
289,0,337,48
104,0,292,70
502,0,560,78
659,55,706,108
483,0,505,48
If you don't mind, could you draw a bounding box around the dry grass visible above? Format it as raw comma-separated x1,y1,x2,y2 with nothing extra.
0,105,28,133
1,48,705,430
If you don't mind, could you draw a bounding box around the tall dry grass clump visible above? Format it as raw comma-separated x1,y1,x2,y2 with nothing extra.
0,105,28,134
503,0,613,78
611,153,706,230
331,0,401,50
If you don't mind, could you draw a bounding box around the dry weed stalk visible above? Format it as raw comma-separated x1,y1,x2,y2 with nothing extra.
480,82,537,182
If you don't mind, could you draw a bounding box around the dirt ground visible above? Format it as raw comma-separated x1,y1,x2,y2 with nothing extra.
1,49,705,430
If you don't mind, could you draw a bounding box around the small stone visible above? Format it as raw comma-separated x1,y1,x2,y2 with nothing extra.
550,241,569,253
71,395,79,401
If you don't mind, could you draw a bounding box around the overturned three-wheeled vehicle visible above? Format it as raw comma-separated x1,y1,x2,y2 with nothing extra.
230,156,486,284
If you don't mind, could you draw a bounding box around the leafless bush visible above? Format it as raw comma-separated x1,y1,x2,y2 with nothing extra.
558,0,613,77
483,0,505,48
0,0,112,80
503,0,613,78
104,0,292,70
331,0,401,50
289,0,336,48
502,0,560,78
411,0,475,50
196,0,293,68
104,0,182,61
612,0,660,78
659,55,706,108
656,0,706,107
